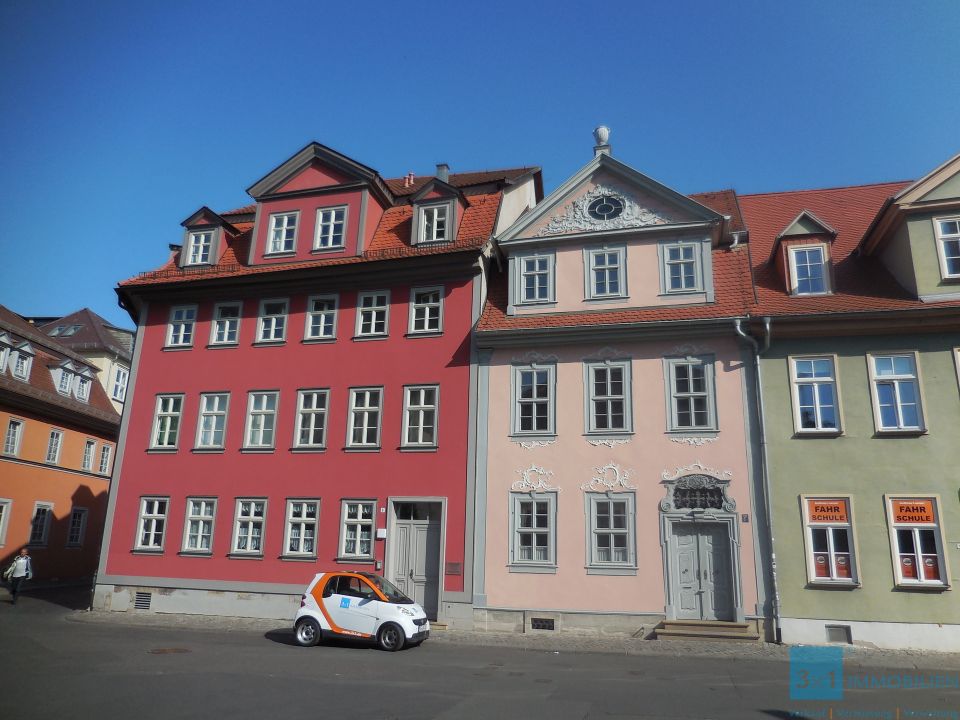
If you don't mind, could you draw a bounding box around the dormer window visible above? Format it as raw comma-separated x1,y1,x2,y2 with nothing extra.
314,207,346,250
186,231,213,265
57,369,73,395
12,345,33,381
267,212,298,254
935,218,960,279
419,204,448,244
76,376,91,402
789,245,830,295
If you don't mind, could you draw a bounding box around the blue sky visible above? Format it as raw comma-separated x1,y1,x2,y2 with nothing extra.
1,0,957,329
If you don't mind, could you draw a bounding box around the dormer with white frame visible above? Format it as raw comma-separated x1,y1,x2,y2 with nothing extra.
409,176,467,246
10,342,34,381
770,210,837,296
860,151,960,302
0,332,13,374
494,128,729,316
178,207,238,268
49,360,95,402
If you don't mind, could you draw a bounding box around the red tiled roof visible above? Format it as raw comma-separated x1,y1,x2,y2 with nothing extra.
120,193,502,287
689,190,746,234
737,181,960,316
37,308,133,361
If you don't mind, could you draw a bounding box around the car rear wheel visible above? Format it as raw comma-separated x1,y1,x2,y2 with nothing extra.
377,622,405,652
295,618,322,647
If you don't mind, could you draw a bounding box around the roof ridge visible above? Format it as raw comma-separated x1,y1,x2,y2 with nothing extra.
739,180,912,199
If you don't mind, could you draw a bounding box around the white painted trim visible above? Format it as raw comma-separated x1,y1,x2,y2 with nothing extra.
787,354,844,435
883,493,951,589
303,294,338,341
865,351,926,433
787,243,832,296
799,494,860,586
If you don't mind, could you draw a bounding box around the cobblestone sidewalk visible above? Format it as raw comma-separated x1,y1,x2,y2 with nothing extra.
66,608,960,671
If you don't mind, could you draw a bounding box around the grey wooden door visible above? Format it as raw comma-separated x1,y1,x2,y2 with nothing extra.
672,523,733,621
391,503,441,620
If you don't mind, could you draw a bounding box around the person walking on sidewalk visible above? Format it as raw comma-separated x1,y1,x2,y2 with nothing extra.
4,548,33,605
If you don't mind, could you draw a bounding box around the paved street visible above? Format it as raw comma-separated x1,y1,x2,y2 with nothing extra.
2,590,958,720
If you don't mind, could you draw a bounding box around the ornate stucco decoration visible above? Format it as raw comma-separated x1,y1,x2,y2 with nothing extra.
587,346,629,361
581,462,637,493
670,437,718,447
587,437,631,448
511,350,560,364
535,184,672,237
667,343,713,357
514,439,556,450
512,465,562,493
659,462,735,513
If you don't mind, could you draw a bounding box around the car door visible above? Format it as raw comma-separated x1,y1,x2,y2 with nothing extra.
321,575,379,637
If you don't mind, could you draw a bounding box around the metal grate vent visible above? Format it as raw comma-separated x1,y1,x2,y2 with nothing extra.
825,625,852,644
134,592,152,610
530,617,555,631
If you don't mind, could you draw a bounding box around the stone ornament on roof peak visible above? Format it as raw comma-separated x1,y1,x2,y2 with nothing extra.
536,183,671,237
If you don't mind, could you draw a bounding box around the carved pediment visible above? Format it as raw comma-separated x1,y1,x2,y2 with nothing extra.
535,183,673,237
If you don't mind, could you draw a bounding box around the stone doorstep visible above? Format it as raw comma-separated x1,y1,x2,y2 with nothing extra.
655,628,762,642
659,620,757,636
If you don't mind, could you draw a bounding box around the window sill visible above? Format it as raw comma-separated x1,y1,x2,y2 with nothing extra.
334,557,375,564
508,564,557,574
583,431,634,439
405,331,443,339
586,565,638,576
806,580,860,589
147,447,178,454
309,246,346,255
191,448,225,454
227,553,264,560
280,555,318,562
666,429,719,437
178,551,213,558
131,548,163,555
302,337,336,345
790,291,833,298
399,446,438,453
263,251,296,258
290,446,326,454
894,582,949,592
162,345,194,352
64,545,83,551
793,429,843,439
509,434,557,442
659,289,704,297
514,301,557,309
583,295,630,304
343,446,381,453
252,340,286,348
240,447,275,454
873,428,927,438
351,335,389,342
206,343,239,350
182,262,214,269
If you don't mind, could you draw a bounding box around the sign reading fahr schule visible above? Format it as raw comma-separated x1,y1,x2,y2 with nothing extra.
807,499,849,524
892,498,935,525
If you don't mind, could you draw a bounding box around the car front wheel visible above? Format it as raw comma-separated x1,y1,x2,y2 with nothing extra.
295,618,322,647
377,623,405,652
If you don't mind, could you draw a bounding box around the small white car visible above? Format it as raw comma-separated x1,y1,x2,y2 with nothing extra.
294,571,430,651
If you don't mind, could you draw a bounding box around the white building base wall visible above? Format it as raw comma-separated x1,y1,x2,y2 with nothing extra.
780,617,960,652
93,584,299,620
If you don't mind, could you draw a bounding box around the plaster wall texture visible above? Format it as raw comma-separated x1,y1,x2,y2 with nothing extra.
880,223,919,297
495,178,538,235
482,336,759,616
762,334,960,627
83,352,126,413
905,212,960,296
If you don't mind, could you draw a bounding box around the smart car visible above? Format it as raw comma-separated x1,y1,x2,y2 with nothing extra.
293,571,430,651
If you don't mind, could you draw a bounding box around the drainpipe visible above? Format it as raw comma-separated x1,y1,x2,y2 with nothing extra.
734,316,781,642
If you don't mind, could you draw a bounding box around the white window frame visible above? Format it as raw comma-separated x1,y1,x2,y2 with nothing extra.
867,352,925,433
166,305,198,348
256,298,288,343
408,287,444,335
244,391,278,449
98,444,113,475
802,496,859,585
585,246,627,300
66,507,88,548
338,500,376,559
195,393,230,450
347,387,382,449
515,252,556,305
885,495,949,588
664,356,718,433
45,429,63,464
0,499,11,548
182,498,217,554
585,493,637,573
0,344,9,374
284,499,319,557
82,439,96,471
12,350,33,380
294,389,329,449
402,385,439,448
210,302,242,346
584,360,633,434
788,244,831,296
135,497,168,551
267,211,298,254
789,355,842,434
186,230,213,265
3,418,24,456
56,367,73,395
304,294,338,341
76,375,91,402
418,203,449,244
511,363,556,436
29,502,54,546
111,365,129,401
313,206,347,250
934,216,960,280
660,240,703,294
355,291,390,338
232,498,267,555
509,492,557,571
151,394,184,449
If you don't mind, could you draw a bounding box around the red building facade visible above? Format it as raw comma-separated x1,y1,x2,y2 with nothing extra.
94,144,541,620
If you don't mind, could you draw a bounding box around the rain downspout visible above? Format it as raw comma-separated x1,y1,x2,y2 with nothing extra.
734,316,780,642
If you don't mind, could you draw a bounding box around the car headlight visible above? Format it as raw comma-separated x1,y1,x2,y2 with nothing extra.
398,607,416,617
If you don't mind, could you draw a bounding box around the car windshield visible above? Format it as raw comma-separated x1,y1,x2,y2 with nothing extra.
362,574,414,604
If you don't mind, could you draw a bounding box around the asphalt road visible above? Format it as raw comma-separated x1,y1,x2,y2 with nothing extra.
2,591,958,720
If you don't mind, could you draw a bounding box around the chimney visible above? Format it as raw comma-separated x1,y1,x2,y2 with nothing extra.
436,163,450,182
403,171,415,188
593,126,611,157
